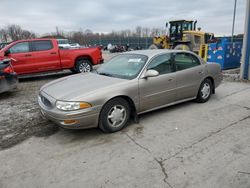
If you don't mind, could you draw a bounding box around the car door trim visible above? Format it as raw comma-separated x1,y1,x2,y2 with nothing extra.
138,96,196,115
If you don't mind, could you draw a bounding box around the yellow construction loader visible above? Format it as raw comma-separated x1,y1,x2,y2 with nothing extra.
150,20,215,61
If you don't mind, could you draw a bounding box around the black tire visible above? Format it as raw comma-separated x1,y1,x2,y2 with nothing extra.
149,44,159,49
99,98,131,133
75,59,92,73
196,79,212,103
174,44,190,51
70,68,77,73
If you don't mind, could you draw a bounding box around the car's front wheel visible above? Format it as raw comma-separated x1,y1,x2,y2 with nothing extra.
99,98,130,133
196,79,212,103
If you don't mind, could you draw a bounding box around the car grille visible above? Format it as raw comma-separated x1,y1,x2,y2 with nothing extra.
40,94,52,108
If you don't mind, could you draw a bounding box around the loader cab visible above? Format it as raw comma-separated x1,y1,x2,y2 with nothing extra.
204,33,216,43
167,20,197,46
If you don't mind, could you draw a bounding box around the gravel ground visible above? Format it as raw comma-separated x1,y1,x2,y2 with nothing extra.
0,51,116,150
0,73,67,149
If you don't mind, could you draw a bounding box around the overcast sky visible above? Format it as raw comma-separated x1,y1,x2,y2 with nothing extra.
0,0,247,36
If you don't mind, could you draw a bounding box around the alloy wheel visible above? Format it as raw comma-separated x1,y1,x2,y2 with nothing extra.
79,62,91,73
107,105,127,128
201,83,211,99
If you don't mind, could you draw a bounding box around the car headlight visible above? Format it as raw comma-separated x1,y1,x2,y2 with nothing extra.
56,101,92,111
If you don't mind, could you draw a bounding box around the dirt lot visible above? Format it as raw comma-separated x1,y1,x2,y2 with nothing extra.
1,52,250,188
0,51,116,150
0,50,242,150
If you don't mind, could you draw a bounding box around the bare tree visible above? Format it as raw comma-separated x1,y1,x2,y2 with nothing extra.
84,29,93,35
142,27,150,37
1,24,37,41
0,29,9,42
70,31,85,44
7,25,23,41
125,29,132,37
21,30,36,39
135,26,142,37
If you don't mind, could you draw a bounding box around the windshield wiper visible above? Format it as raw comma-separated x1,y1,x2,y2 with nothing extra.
98,72,113,77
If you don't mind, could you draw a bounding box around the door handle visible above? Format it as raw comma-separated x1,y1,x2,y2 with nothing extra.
25,54,32,57
198,71,203,74
50,52,57,55
168,78,174,81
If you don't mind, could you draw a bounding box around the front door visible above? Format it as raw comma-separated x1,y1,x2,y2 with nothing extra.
139,53,176,112
6,41,34,74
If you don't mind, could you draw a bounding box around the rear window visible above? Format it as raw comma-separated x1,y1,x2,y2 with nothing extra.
33,41,53,51
174,53,201,71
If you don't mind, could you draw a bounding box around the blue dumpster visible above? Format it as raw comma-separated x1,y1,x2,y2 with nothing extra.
207,38,243,70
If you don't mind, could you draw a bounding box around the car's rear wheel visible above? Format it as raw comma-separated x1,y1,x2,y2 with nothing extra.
99,98,130,133
196,79,212,103
75,59,92,73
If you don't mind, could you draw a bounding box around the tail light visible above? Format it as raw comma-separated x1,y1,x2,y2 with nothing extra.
3,65,14,74
97,45,102,50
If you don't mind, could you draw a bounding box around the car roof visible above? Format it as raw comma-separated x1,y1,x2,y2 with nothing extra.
124,49,194,59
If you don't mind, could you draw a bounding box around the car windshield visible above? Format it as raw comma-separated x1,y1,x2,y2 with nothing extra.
97,54,148,80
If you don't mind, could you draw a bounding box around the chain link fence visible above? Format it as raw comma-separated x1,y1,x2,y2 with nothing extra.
85,36,153,49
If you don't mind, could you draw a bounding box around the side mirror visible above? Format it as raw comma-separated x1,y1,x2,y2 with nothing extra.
143,69,159,79
4,50,10,56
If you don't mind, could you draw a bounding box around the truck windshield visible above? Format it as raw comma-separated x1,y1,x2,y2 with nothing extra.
97,54,148,80
170,22,193,34
57,39,69,44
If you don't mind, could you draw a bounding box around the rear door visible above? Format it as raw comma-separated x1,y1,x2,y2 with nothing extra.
31,40,61,72
6,41,34,74
139,53,176,112
174,52,205,101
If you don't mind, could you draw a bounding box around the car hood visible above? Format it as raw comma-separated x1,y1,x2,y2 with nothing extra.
41,73,127,101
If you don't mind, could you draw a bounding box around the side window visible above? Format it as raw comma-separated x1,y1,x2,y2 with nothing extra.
33,41,53,51
205,33,214,43
174,53,200,71
194,35,201,44
191,55,201,66
170,26,176,34
9,42,29,53
147,54,173,75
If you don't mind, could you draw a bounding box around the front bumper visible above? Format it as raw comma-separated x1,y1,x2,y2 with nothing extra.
99,58,104,64
38,92,100,129
0,73,18,94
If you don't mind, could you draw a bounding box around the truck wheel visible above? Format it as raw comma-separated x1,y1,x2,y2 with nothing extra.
70,68,77,73
75,59,92,73
149,44,159,49
174,44,190,51
99,98,131,133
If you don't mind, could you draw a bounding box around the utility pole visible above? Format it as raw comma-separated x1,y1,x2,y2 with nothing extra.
231,0,237,42
240,0,250,80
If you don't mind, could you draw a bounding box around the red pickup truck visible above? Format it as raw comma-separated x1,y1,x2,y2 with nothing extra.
0,38,103,75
